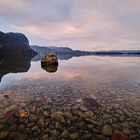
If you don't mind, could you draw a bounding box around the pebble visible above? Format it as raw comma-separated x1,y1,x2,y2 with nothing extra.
73,104,80,110
0,124,4,129
15,134,27,140
51,111,65,122
123,128,131,135
102,124,112,136
43,111,49,117
80,106,88,112
29,114,38,121
0,131,9,139
31,106,36,113
31,125,38,131
37,118,45,128
49,136,57,140
42,134,49,140
64,111,72,118
61,129,69,138
19,124,25,129
95,134,106,140
69,132,79,139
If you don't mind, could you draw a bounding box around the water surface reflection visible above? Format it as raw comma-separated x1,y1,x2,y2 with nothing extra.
0,55,140,140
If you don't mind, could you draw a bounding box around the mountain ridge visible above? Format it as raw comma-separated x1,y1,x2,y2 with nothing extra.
30,45,140,55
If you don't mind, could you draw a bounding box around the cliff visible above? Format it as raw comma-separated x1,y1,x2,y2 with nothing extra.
0,31,36,55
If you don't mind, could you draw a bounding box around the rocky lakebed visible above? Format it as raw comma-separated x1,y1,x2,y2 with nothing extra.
0,76,140,140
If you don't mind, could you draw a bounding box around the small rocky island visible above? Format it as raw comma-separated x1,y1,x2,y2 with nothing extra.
41,54,58,73
41,54,58,66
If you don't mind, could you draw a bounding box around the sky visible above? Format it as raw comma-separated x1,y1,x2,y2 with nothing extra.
0,0,140,51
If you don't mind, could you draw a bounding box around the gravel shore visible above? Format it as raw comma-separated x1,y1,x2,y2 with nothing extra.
0,77,140,140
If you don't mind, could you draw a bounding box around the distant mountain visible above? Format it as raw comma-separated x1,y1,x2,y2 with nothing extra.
31,45,73,53
31,45,140,61
93,50,140,55
30,45,92,61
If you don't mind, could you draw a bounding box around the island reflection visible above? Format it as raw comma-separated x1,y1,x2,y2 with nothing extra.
0,53,34,83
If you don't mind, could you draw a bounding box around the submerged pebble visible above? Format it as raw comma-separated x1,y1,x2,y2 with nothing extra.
0,77,139,140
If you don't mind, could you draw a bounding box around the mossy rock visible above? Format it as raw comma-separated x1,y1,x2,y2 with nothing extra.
41,54,58,66
41,65,58,73
41,54,58,73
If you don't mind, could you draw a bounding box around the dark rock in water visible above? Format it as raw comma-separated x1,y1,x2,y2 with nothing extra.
4,32,29,47
83,97,100,108
41,54,58,65
41,54,58,73
0,53,35,83
0,31,37,55
41,64,58,73
0,31,37,83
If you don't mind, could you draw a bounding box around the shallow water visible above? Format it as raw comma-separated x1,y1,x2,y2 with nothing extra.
0,56,140,140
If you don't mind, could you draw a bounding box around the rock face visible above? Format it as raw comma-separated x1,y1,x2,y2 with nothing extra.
0,31,37,82
41,64,58,73
41,54,58,65
0,53,34,83
41,54,58,73
0,31,36,55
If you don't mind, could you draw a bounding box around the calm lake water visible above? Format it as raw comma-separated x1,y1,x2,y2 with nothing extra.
0,55,140,140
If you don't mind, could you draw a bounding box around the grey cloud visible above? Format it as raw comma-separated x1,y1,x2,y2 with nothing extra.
0,0,140,50
0,0,73,25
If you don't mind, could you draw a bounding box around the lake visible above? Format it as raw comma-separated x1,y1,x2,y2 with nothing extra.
0,55,140,140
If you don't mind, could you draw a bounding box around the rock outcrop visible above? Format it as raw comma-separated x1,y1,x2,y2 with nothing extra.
41,54,58,73
0,31,36,55
41,54,58,66
0,31,37,83
41,64,58,73
0,53,34,83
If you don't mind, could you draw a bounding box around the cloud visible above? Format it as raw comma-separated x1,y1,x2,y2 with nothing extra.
0,0,140,50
